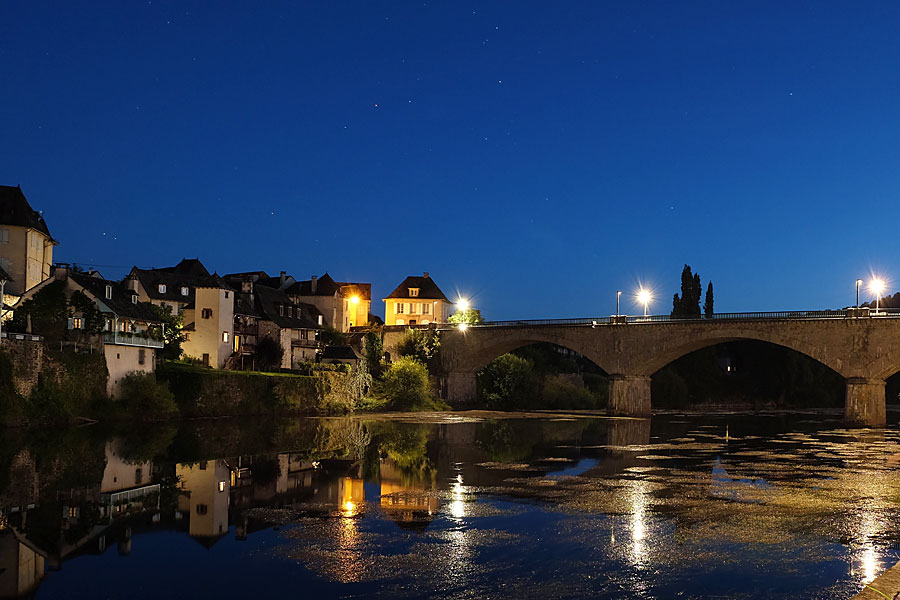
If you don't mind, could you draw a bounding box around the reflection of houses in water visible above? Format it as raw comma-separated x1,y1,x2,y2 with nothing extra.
177,461,230,545
0,529,45,598
98,441,159,523
378,458,439,531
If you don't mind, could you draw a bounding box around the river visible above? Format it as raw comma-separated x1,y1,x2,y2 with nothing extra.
1,410,898,599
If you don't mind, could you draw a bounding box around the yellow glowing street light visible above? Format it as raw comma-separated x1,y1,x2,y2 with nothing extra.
457,298,469,312
350,295,359,305
870,278,886,312
459,322,468,332
637,288,652,317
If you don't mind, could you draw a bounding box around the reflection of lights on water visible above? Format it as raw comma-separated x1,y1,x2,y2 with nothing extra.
861,547,878,584
450,474,466,519
342,500,356,516
628,480,649,565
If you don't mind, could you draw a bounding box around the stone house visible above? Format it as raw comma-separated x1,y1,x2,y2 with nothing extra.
180,274,234,369
14,266,164,397
287,273,372,332
0,185,57,300
383,272,453,326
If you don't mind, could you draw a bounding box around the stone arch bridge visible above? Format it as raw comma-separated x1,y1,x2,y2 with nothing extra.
382,310,900,426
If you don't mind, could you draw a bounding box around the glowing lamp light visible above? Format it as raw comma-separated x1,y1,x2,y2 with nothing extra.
350,295,359,304
457,298,469,312
637,288,652,317
459,322,468,332
870,278,886,312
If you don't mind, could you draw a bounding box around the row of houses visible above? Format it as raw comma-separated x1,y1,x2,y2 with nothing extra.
0,185,459,394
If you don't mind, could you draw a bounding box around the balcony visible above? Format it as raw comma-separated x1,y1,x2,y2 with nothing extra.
103,332,164,349
100,483,160,506
291,338,322,349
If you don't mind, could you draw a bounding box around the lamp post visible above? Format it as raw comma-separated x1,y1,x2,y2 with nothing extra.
616,290,622,317
856,279,863,309
0,277,6,343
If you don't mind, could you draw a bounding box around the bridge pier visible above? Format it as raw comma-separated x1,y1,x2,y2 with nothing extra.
607,375,652,418
845,378,886,427
445,372,477,405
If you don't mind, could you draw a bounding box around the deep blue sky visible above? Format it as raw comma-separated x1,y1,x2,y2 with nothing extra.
2,1,899,319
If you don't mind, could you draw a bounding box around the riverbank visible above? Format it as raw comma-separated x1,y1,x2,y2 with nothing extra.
854,561,900,599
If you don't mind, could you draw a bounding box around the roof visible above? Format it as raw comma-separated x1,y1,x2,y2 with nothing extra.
128,259,213,302
287,273,371,300
384,274,449,301
195,273,233,290
0,185,54,241
322,345,362,360
253,285,322,330
69,271,162,322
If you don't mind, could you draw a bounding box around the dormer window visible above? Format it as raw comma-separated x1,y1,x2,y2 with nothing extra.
288,306,293,318
105,285,112,300
318,315,323,326
131,295,137,304
279,305,284,317
409,288,419,297
181,286,189,296
158,284,166,294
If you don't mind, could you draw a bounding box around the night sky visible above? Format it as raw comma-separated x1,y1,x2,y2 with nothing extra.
3,2,900,319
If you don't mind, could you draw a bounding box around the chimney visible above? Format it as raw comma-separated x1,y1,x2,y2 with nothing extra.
423,272,430,279
242,279,253,294
126,276,137,291
280,270,286,286
311,275,317,294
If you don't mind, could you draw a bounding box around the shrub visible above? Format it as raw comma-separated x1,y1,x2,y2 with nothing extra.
254,336,283,370
542,375,600,409
117,372,178,420
478,353,535,409
396,328,440,367
380,357,433,410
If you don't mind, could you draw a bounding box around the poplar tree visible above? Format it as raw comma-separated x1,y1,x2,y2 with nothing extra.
704,281,714,318
671,265,702,318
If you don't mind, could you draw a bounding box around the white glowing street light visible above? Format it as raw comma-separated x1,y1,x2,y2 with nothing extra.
870,278,885,313
457,298,469,312
637,288,652,317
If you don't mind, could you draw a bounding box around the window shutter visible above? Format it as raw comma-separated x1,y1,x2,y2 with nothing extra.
67,317,74,330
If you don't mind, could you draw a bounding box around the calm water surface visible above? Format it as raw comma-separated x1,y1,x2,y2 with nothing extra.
1,411,899,599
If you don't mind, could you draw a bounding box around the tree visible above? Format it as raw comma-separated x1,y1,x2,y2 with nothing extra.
319,326,347,347
10,280,69,340
704,281,714,318
448,308,484,324
363,329,384,378
396,328,440,366
146,303,185,361
254,336,284,371
380,357,432,410
671,265,703,319
477,353,535,409
69,291,104,333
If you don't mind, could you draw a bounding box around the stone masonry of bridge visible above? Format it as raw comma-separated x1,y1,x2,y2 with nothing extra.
383,318,900,427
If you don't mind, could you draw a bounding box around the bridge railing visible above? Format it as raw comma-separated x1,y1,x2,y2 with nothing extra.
438,307,900,329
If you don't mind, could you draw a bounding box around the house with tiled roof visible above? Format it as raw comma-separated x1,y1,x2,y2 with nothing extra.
287,273,372,332
383,272,452,326
226,273,323,369
0,185,57,298
15,266,164,397
125,258,211,314
180,273,234,368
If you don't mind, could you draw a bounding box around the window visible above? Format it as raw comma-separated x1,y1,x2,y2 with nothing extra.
105,285,112,299
224,291,229,299
196,504,208,515
218,481,226,493
0,229,7,244
318,315,323,326
158,284,166,294
288,306,293,318
279,305,284,317
222,331,229,343
396,303,405,314
138,348,145,365
396,319,405,325
423,303,431,315
201,308,212,319
181,286,189,296
135,468,143,485
409,288,419,297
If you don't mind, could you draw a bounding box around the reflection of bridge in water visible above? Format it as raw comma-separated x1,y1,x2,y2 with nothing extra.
384,309,900,426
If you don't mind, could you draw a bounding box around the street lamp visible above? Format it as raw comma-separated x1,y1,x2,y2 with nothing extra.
616,290,622,317
856,279,863,309
637,288,652,317
870,278,885,313
457,298,469,312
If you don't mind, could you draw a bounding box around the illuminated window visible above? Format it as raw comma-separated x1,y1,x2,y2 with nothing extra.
105,285,112,299
201,308,212,319
158,284,166,294
318,315,323,326
181,286,189,296
222,331,229,343
73,317,83,329
409,288,419,297
218,481,226,492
